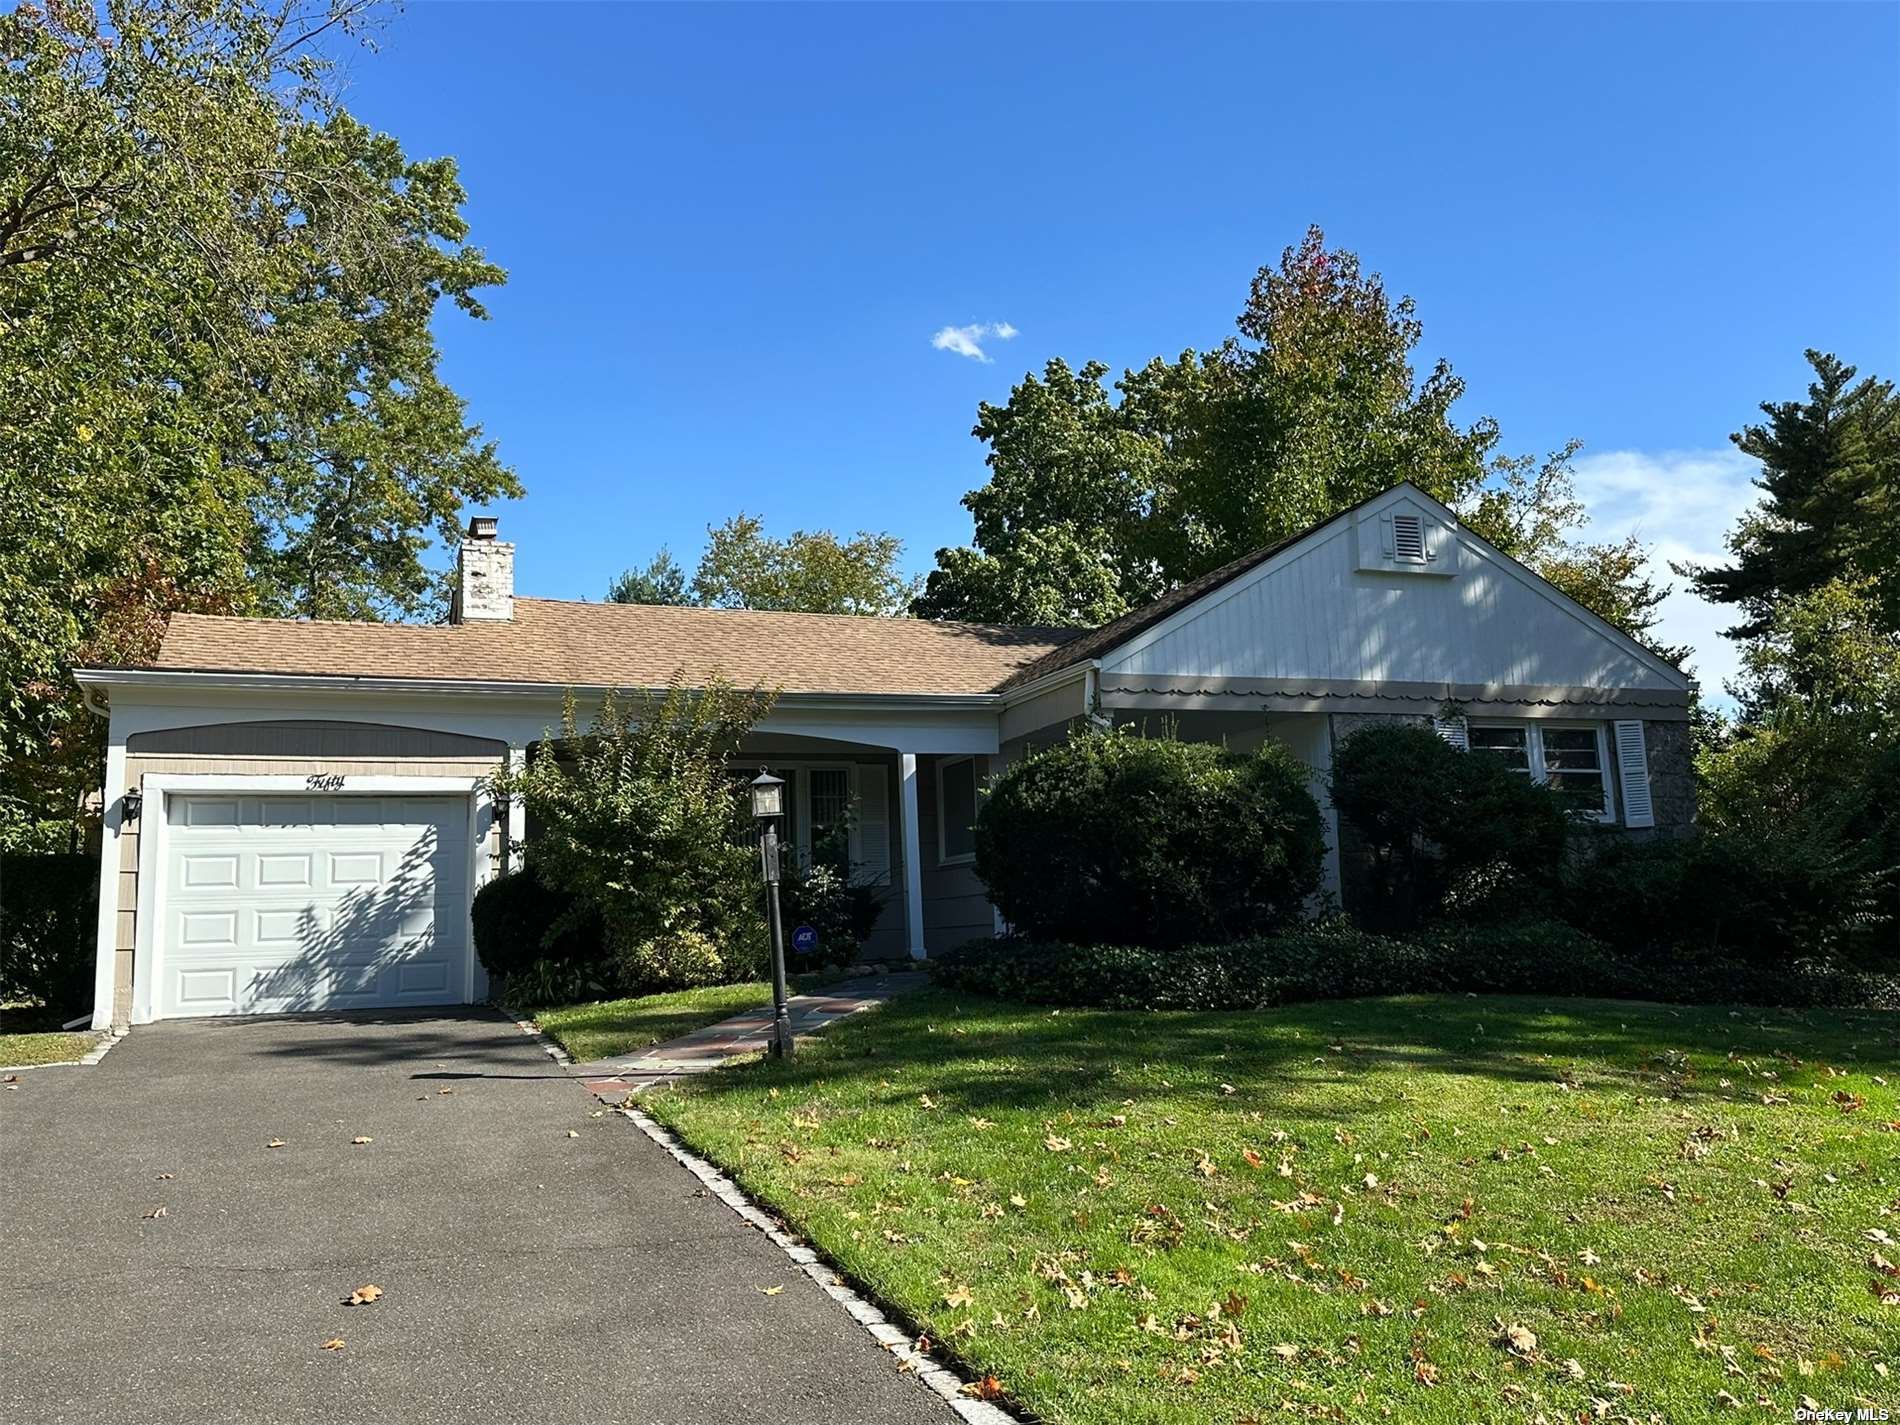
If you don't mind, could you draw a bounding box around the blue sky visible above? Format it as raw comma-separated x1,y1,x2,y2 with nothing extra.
341,2,1899,694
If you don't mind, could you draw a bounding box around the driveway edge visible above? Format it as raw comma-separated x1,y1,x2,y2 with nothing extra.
0,1029,126,1073
621,1104,1019,1425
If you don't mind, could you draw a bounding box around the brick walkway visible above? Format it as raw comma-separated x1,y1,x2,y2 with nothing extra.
572,970,926,1099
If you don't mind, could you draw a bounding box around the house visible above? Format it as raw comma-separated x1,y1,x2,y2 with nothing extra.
74,484,1694,1030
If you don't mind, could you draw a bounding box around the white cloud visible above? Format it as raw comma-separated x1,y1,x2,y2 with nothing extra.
931,321,1019,363
1567,447,1763,701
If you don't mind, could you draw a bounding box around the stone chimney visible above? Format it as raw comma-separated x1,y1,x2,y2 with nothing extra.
451,516,514,623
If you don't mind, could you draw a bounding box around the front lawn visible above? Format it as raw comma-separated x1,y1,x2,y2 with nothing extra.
645,990,1900,1424
533,973,845,1061
0,1031,99,1067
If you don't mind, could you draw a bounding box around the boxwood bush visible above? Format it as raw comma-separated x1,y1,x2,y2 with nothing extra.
928,920,1900,1012
470,863,604,983
974,727,1325,947
1330,722,1572,929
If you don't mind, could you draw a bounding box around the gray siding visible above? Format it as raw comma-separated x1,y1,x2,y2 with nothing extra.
917,753,994,954
1104,496,1684,693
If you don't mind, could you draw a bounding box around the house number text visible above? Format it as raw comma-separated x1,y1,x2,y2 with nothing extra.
305,774,346,791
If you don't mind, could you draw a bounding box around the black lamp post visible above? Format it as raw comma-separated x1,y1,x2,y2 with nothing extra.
749,770,794,1060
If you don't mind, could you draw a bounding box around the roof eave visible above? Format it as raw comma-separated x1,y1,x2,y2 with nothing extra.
72,666,1004,711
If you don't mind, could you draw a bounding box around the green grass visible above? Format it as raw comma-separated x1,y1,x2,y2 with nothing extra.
645,990,1900,1424
0,1031,99,1067
532,973,846,1061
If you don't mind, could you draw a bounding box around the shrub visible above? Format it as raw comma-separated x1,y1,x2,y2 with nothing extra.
492,677,776,993
503,957,616,1009
927,920,1900,1012
1694,716,1900,964
1330,723,1571,929
0,853,97,1016
778,857,884,969
470,864,604,982
974,727,1325,947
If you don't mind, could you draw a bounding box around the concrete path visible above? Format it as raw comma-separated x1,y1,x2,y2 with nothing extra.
571,971,927,1098
0,1008,956,1425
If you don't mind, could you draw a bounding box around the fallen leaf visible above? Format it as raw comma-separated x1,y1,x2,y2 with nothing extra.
1043,1135,1072,1152
1242,1148,1264,1169
944,1285,974,1309
566,1130,580,1138
155,1173,174,1181
1499,1323,1537,1355
758,1284,784,1296
319,1338,345,1351
141,1206,167,1220
267,1139,286,1149
344,1284,383,1306
351,1136,372,1146
960,1374,1006,1401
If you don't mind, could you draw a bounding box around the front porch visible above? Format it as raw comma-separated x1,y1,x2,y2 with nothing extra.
514,727,1002,963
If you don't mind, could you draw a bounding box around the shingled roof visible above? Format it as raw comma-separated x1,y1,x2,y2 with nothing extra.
148,598,1082,698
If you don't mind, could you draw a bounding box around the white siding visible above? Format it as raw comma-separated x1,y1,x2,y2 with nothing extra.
1103,498,1683,692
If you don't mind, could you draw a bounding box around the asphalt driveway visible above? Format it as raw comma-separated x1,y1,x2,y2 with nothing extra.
0,1012,956,1425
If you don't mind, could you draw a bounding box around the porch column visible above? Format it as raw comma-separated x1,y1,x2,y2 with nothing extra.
898,752,926,960
90,740,128,1031
504,745,527,871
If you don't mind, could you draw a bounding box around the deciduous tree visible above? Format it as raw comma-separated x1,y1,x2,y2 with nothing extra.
0,0,516,846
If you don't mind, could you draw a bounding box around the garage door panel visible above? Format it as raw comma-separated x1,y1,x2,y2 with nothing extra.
158,792,471,1018
174,797,240,828
180,854,239,889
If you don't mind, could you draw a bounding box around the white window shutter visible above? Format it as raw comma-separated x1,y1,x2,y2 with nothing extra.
1613,721,1654,828
1432,716,1469,752
855,763,891,885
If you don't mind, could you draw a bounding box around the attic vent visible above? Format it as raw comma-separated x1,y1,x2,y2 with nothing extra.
1392,513,1426,562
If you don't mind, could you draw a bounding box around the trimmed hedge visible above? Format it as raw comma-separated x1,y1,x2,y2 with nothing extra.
975,728,1325,947
470,864,604,983
1329,722,1572,930
0,853,98,1015
927,920,1900,1013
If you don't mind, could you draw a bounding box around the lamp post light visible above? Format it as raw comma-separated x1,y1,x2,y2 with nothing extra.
749,770,793,1060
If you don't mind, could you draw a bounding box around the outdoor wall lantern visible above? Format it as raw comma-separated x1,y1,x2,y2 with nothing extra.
121,788,143,824
748,770,793,1060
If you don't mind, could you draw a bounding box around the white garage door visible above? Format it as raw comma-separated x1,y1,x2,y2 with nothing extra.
160,793,471,1018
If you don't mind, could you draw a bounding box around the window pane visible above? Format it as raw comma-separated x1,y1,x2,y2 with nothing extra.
1469,726,1530,772
941,759,977,860
1539,728,1601,770
1537,730,1608,813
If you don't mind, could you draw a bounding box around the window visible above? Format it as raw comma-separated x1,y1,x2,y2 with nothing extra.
807,767,851,870
937,757,978,864
1469,723,1613,820
734,763,856,869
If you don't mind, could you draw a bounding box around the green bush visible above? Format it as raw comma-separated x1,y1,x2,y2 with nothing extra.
778,857,884,969
1330,723,1572,929
0,853,97,1016
974,727,1325,947
928,920,1900,1013
470,864,604,982
1694,717,1900,964
492,678,775,993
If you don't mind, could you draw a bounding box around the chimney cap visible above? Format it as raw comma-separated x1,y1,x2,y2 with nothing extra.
467,515,499,541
